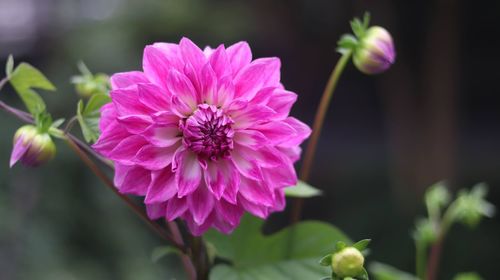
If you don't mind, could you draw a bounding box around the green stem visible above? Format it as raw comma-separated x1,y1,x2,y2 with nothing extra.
416,239,427,280
290,50,352,223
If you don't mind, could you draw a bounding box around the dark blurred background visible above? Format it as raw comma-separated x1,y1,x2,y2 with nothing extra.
0,0,499,279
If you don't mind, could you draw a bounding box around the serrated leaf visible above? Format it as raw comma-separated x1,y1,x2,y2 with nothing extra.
6,55,14,77
319,254,333,266
9,63,55,115
206,215,351,280
151,246,179,263
285,180,322,198
76,93,110,143
352,239,371,251
368,262,417,280
83,93,110,115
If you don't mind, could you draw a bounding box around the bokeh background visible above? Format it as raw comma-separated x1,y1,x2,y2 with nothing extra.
1,0,499,279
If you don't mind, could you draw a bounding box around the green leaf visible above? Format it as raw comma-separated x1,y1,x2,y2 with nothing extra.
9,63,56,115
285,180,322,198
453,272,483,280
76,93,111,143
335,241,347,252
425,181,451,221
6,55,14,77
151,246,179,263
51,118,65,128
319,254,333,266
368,262,417,280
206,215,351,280
352,239,371,251
358,267,369,280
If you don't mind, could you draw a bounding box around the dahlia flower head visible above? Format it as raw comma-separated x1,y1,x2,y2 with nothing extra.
94,38,311,235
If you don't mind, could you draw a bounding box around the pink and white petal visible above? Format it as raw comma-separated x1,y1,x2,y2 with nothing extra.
237,194,270,219
203,159,240,201
175,150,203,197
216,76,235,108
117,115,152,134
166,70,198,111
179,37,207,72
134,142,180,170
199,63,217,104
151,42,184,70
146,202,167,220
209,45,232,78
114,163,134,187
230,147,263,181
226,41,252,76
138,83,170,111
118,166,151,195
279,117,312,147
9,138,30,167
108,135,148,163
166,196,188,221
184,212,215,236
110,87,153,116
145,169,177,203
252,120,296,145
233,130,268,149
151,111,180,126
266,89,297,120
144,124,181,147
231,105,276,129
233,57,280,100
271,188,286,212
187,183,214,225
238,177,274,207
278,146,302,163
110,71,148,90
250,87,274,106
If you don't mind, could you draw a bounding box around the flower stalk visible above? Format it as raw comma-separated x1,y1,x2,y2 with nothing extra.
291,50,352,223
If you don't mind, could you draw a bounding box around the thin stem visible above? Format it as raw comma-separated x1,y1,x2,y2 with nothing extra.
290,50,352,223
426,235,443,280
415,239,427,280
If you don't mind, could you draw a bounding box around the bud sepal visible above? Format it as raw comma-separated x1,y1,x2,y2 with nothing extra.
319,239,371,280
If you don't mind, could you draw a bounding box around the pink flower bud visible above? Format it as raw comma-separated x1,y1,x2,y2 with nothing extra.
10,125,56,167
353,26,396,74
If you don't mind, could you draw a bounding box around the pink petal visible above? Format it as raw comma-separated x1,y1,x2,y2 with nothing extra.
279,117,312,147
238,177,274,207
215,199,243,226
114,163,133,187
143,45,178,89
230,147,263,181
138,83,170,111
9,137,30,167
233,130,268,149
151,111,180,126
144,124,181,147
226,41,252,76
261,157,297,188
184,212,215,236
179,37,207,72
146,202,167,219
266,89,297,120
175,150,202,197
187,183,214,225
117,166,151,195
233,57,280,100
117,115,152,134
134,142,180,170
93,121,130,156
252,120,296,145
199,63,217,104
166,196,188,221
108,135,148,163
231,105,276,129
215,76,235,108
272,188,286,212
145,169,177,203
203,159,240,201
166,70,198,114
99,103,116,132
238,194,269,219
209,45,232,78
110,71,148,90
110,87,153,116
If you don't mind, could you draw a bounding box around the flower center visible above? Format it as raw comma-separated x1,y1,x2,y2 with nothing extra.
181,104,234,160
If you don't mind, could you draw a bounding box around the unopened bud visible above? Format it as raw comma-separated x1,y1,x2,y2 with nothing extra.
353,26,396,74
10,125,56,167
331,247,365,278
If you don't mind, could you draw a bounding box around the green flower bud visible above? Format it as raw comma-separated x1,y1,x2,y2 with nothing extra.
74,73,110,98
353,26,395,74
10,125,56,167
331,247,365,278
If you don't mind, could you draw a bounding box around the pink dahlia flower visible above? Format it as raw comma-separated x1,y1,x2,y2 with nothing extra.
94,38,311,235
